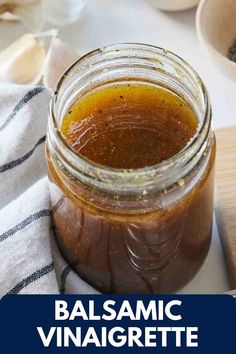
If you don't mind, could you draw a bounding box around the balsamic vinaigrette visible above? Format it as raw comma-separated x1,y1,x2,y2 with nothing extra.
47,45,216,295
61,84,199,169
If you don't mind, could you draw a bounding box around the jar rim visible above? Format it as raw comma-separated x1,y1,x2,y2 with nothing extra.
48,43,211,193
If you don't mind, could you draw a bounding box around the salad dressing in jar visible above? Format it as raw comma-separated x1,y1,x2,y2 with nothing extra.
46,44,215,293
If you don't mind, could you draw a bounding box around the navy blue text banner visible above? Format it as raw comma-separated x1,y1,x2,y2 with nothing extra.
0,295,235,353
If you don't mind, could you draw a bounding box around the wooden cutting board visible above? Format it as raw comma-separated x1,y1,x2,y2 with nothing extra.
215,125,236,289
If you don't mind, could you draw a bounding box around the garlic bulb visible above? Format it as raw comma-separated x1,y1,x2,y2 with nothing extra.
0,33,45,85
0,0,86,31
43,37,79,89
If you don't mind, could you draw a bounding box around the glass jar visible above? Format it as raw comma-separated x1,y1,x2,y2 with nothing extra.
46,43,215,294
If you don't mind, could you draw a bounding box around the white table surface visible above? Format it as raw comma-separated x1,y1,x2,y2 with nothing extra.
0,0,233,293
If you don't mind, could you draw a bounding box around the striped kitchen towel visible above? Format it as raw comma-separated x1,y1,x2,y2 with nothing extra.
0,83,98,296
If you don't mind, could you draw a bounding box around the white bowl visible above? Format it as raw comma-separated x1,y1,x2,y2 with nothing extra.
196,0,236,80
148,0,200,11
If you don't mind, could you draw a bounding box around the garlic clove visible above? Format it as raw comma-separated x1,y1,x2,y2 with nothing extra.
43,37,79,89
44,0,86,27
0,33,45,85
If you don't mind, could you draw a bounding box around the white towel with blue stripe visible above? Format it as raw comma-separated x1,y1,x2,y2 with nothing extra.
0,84,97,296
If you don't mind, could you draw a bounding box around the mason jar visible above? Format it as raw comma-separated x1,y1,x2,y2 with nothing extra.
46,43,215,294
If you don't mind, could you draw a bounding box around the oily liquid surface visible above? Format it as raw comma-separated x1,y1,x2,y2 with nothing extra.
61,84,198,169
